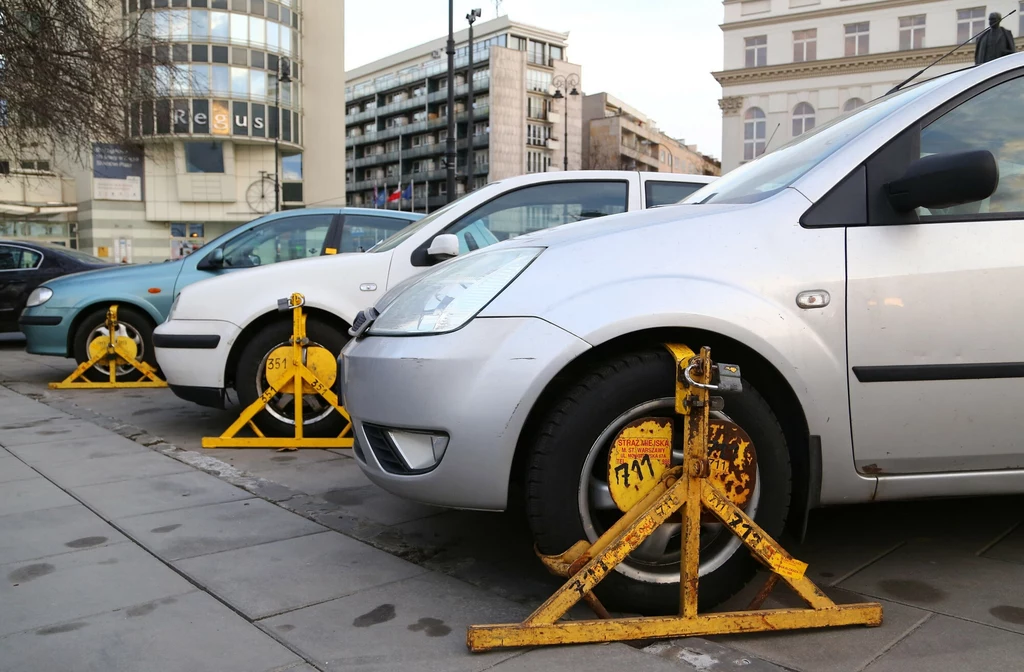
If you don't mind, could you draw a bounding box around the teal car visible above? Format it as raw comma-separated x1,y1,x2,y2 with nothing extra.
19,208,422,381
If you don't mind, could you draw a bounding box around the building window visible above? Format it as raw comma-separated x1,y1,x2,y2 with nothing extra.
527,123,550,146
550,45,563,62
526,69,552,92
527,96,547,120
793,29,816,62
527,149,548,173
184,142,225,173
844,22,870,56
899,15,926,50
958,7,987,43
527,40,546,65
843,97,865,112
743,107,766,161
792,102,815,137
1020,2,1024,36
745,35,767,67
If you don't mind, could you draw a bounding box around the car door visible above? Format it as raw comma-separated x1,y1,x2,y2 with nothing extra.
846,71,1024,475
387,179,632,289
0,244,44,331
193,212,338,277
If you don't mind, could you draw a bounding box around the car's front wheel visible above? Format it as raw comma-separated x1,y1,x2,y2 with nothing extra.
235,317,349,438
525,348,792,615
72,306,158,383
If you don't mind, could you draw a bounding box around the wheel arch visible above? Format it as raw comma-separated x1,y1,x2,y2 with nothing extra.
510,326,813,534
224,307,351,388
66,300,161,355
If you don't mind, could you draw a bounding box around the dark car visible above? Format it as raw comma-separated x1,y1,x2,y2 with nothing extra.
0,240,112,333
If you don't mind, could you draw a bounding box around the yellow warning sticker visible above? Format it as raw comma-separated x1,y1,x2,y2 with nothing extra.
608,418,673,512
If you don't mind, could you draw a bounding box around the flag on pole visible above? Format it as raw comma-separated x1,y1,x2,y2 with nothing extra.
387,184,402,203
401,183,412,200
373,185,379,208
374,186,386,208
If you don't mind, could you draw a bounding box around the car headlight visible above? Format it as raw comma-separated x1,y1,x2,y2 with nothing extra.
25,287,53,308
369,247,542,335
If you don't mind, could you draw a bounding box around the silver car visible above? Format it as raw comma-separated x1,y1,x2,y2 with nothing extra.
341,53,1024,614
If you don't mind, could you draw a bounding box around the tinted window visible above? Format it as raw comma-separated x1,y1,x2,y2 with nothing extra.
339,215,411,253
447,181,628,253
645,181,704,207
220,214,333,267
0,245,42,270
185,142,225,173
917,75,1024,219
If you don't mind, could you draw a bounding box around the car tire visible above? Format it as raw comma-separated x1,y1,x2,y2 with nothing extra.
525,348,792,615
235,317,349,438
73,306,158,383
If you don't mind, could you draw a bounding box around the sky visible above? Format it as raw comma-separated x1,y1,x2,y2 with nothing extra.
344,0,725,159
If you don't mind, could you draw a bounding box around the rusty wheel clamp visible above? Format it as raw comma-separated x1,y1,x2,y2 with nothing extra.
467,345,882,651
201,292,353,451
49,304,168,389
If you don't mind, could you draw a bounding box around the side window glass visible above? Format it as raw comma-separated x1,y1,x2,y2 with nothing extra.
220,214,333,267
918,75,1024,218
645,182,704,207
0,246,42,270
340,215,411,253
446,181,628,253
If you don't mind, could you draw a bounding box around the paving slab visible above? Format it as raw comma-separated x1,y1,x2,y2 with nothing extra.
841,541,1024,634
205,446,347,472
4,434,148,465
707,587,929,672
645,638,789,671
982,523,1024,566
0,504,129,565
0,456,39,484
0,590,303,672
0,408,73,429
118,497,325,561
0,420,114,447
70,470,253,519
32,450,193,487
0,543,194,637
261,571,531,672
0,477,77,517
863,614,1024,672
176,530,428,619
490,643,701,671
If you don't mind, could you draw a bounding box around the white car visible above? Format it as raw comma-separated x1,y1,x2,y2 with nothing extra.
155,171,714,437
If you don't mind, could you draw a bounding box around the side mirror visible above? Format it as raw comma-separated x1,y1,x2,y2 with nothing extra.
885,150,998,213
197,247,224,271
426,233,459,261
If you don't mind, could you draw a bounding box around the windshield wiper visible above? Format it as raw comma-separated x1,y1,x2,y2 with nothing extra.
887,9,1016,95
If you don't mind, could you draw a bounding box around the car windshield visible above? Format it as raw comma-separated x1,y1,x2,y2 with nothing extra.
367,190,483,253
686,74,954,205
50,246,106,263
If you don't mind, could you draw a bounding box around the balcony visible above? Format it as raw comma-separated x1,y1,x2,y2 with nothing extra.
619,142,660,169
0,172,77,216
347,48,491,100
346,78,491,127
346,106,490,148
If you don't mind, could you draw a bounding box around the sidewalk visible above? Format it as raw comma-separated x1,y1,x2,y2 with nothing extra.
0,383,747,672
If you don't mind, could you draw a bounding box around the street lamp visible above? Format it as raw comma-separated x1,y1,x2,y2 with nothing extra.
551,73,580,171
274,57,292,212
465,8,481,193
445,1,456,203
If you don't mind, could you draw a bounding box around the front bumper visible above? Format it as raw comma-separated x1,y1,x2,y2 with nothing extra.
19,306,72,356
154,319,241,394
341,317,590,511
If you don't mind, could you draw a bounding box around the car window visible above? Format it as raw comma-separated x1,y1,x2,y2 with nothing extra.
51,247,105,264
645,181,705,207
220,213,334,268
447,181,628,252
917,74,1024,219
0,245,42,271
340,215,413,253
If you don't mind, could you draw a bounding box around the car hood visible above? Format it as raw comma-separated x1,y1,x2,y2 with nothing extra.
46,260,183,288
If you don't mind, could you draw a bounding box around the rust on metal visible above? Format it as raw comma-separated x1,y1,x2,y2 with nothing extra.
747,573,781,610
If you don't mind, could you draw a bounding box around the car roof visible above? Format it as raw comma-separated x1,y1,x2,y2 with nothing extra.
339,207,422,220
485,170,715,189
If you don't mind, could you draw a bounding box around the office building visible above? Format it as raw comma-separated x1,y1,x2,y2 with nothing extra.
344,16,583,212
715,0,1021,172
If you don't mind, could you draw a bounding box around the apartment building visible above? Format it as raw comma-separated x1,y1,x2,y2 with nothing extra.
715,0,1022,172
582,92,720,176
2,0,345,263
344,16,583,211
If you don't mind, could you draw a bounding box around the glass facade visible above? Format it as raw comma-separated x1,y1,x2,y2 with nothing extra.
128,0,301,147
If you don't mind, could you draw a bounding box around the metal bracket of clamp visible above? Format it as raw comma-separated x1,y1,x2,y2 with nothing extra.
49,304,168,389
466,344,882,651
202,292,353,451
